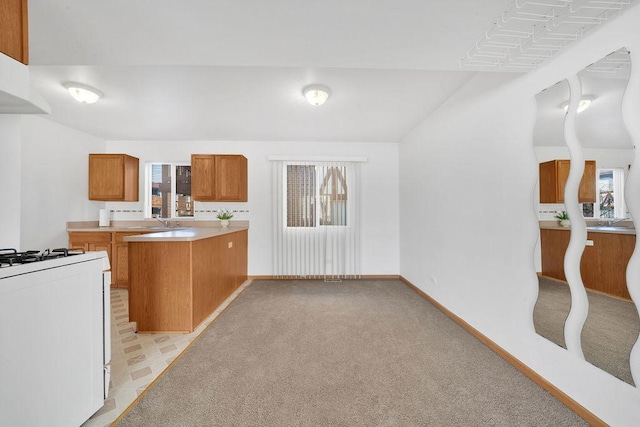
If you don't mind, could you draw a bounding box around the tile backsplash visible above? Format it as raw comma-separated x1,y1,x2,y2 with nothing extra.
106,202,250,221
538,204,566,220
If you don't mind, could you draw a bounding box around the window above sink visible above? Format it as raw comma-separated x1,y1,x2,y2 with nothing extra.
145,163,193,219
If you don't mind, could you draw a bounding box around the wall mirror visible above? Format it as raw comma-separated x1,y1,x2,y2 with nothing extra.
533,79,571,350
533,48,640,386
576,48,638,385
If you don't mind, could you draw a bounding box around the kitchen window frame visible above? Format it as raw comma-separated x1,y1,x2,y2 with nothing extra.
282,162,350,229
144,161,193,219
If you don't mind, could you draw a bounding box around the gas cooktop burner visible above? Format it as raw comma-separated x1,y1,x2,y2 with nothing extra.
0,248,85,267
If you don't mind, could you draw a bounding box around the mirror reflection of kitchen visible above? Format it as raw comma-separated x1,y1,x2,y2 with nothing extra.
533,79,571,350
533,49,640,386
576,49,638,386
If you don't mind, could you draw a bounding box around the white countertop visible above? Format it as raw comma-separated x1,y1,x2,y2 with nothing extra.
123,226,248,242
68,226,178,232
539,221,636,235
67,219,249,232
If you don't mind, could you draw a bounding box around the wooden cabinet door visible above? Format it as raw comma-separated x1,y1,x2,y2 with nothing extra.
112,231,153,289
539,161,559,203
69,241,90,252
0,0,28,64
582,232,633,299
68,232,111,251
69,231,113,284
539,160,596,203
113,243,129,287
192,154,247,201
89,154,139,201
579,161,596,203
580,233,599,295
89,242,112,259
191,155,216,201
215,155,248,201
555,160,570,203
540,228,569,281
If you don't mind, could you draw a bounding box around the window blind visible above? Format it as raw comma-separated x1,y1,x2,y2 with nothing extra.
271,159,362,280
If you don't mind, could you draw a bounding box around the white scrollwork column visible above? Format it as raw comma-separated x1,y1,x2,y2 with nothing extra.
622,48,640,386
563,74,589,359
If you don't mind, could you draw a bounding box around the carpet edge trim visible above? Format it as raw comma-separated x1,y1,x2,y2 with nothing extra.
398,275,606,427
109,279,253,426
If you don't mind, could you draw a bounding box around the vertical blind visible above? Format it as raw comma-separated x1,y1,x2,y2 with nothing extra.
271,159,362,280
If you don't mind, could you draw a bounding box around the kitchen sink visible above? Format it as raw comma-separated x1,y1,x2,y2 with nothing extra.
145,226,184,230
119,226,183,230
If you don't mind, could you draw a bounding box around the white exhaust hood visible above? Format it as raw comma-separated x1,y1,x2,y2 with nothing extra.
0,53,50,114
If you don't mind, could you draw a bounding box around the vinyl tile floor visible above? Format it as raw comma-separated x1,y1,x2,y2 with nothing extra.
82,281,250,427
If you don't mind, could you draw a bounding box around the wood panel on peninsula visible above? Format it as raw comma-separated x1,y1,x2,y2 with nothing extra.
126,228,248,333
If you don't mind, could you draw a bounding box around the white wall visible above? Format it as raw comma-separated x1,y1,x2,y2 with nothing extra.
20,116,106,249
0,115,22,248
399,4,640,425
106,140,400,276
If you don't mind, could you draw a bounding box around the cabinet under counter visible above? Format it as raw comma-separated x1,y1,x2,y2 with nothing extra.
127,228,248,333
68,229,157,289
540,227,634,300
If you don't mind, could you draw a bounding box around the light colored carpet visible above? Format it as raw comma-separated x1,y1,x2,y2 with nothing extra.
534,276,639,385
533,277,569,350
117,279,587,426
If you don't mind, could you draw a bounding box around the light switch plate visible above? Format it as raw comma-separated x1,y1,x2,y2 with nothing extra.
228,241,233,248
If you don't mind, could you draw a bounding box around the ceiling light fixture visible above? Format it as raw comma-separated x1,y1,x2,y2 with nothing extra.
63,82,103,104
303,84,330,106
561,97,593,113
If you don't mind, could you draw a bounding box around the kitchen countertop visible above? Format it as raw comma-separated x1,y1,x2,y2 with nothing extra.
539,220,636,235
69,226,184,232
123,226,248,242
67,220,248,232
67,220,249,242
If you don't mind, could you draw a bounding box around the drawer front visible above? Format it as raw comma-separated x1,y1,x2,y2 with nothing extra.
68,232,112,245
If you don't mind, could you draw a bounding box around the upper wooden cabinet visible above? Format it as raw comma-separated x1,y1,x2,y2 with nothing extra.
539,159,596,203
191,154,248,201
0,0,28,64
89,154,139,201
191,155,216,200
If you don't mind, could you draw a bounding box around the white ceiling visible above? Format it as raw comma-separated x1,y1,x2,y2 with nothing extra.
533,49,633,150
26,0,514,142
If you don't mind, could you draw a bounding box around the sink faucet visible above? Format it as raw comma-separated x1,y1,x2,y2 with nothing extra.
154,217,169,227
599,218,626,226
609,218,626,226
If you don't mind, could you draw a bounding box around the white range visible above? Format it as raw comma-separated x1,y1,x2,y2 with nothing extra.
0,250,111,427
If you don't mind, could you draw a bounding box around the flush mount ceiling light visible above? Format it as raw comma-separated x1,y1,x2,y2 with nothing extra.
561,97,594,113
63,82,103,104
303,84,330,106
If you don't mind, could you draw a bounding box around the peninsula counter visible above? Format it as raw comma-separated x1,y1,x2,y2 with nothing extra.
125,227,248,333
